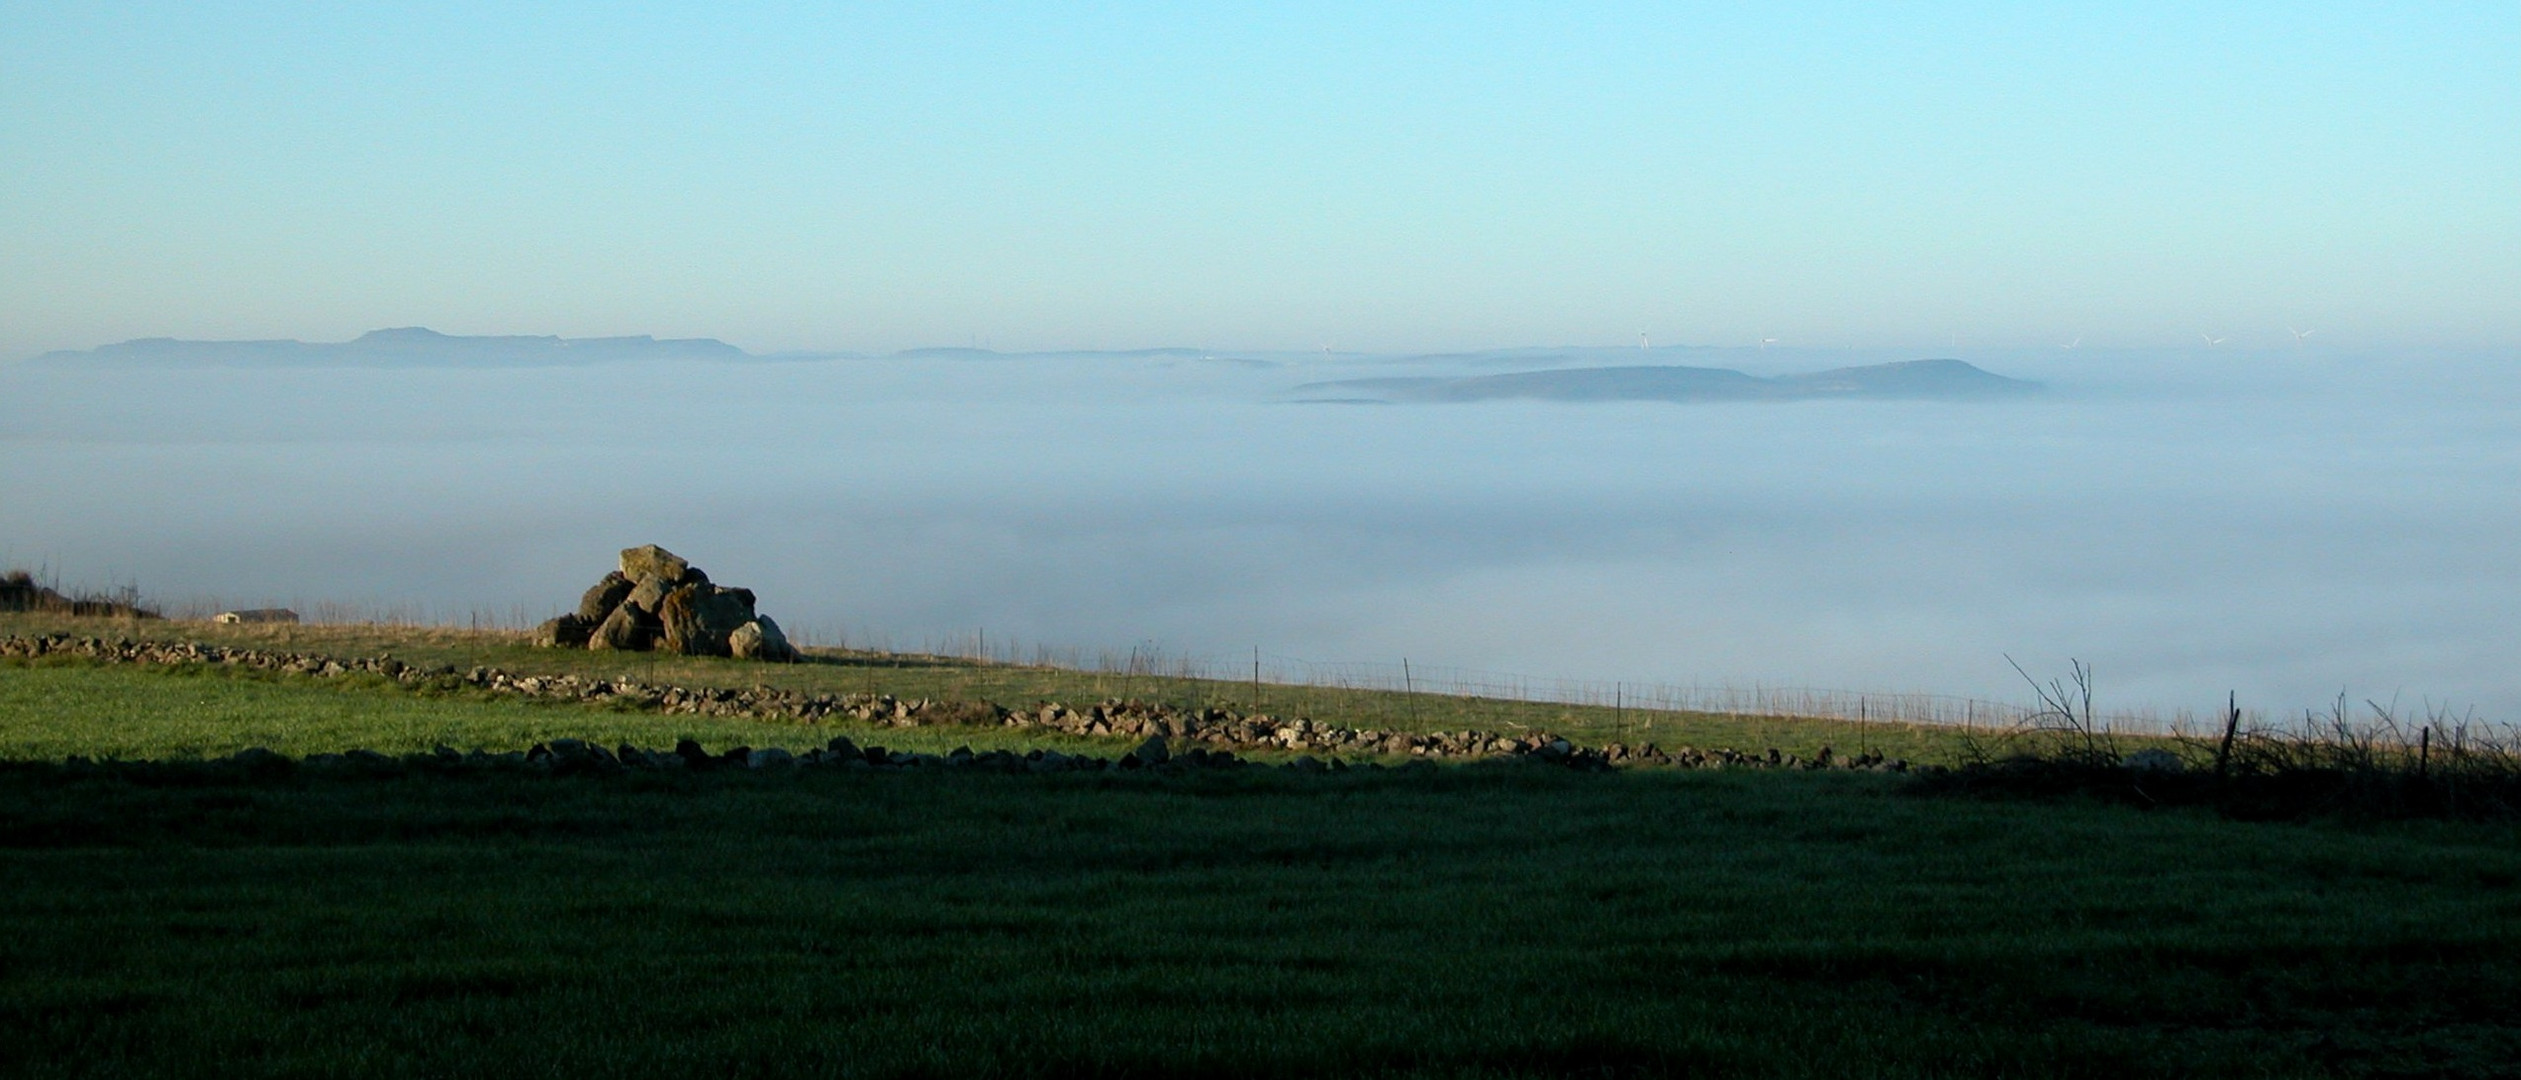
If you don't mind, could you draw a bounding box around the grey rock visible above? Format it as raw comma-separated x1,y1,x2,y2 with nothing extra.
532,614,592,649
728,616,796,662
747,747,796,770
1129,735,1170,766
587,603,656,651
618,544,692,586
577,572,635,623
624,574,675,615
727,620,765,659
658,583,756,657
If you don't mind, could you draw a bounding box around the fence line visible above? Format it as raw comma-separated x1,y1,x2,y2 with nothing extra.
855,629,2204,735
101,606,2273,737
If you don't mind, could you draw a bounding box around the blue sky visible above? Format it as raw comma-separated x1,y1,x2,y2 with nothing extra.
4,2,2514,356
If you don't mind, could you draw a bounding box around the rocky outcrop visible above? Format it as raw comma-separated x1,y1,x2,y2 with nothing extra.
537,546,794,661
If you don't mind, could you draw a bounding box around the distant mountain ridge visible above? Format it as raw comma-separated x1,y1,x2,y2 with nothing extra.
27,331,1263,368
32,327,758,368
1291,358,2038,404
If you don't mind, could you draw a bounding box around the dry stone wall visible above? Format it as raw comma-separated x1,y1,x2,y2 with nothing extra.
0,632,1917,775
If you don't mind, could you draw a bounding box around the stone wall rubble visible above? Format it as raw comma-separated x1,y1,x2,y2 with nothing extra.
0,632,1915,775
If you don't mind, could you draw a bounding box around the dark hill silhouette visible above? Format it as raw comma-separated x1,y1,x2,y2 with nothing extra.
1291,358,2037,404
32,327,757,368
1771,358,2038,398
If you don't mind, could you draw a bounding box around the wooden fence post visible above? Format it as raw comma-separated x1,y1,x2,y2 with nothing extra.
2214,691,2241,780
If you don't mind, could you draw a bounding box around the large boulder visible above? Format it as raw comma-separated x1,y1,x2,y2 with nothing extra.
728,616,795,662
532,614,593,648
618,545,690,586
576,572,635,624
588,602,658,651
727,620,763,659
657,582,756,657
623,574,673,615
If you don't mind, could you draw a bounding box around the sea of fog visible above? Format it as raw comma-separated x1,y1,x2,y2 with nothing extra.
3,345,2515,721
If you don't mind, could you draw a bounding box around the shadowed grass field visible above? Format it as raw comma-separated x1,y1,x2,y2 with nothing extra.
5,615,2518,1077
4,762,2518,1078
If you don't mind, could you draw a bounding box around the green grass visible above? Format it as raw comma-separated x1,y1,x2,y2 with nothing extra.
0,612,1987,764
8,614,2514,1076
3,763,2517,1078
0,660,1123,762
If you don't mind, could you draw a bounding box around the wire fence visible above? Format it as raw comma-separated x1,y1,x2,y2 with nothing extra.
154,598,545,632
73,601,2348,737
825,628,2203,735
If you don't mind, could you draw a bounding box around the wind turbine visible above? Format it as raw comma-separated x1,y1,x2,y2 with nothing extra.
1759,336,1779,350
2201,332,2228,347
1638,332,1649,350
2061,337,2081,350
2289,326,2316,345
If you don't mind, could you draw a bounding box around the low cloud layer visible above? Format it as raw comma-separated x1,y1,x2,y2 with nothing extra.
4,345,2513,719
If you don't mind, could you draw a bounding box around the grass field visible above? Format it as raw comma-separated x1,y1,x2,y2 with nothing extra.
6,762,2519,1078
0,613,1995,765
0,661,1123,763
5,615,2518,1077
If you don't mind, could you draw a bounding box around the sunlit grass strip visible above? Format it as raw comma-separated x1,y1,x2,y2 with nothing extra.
0,612,1990,763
